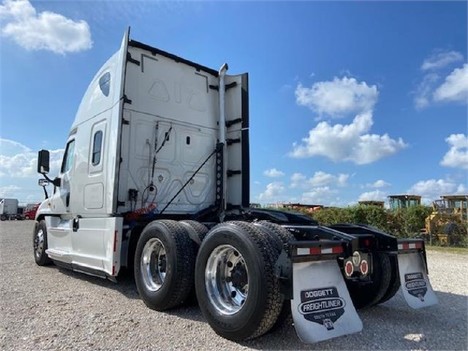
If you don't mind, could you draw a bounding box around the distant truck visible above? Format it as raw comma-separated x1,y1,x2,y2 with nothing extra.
34,30,438,344
0,198,20,220
24,203,40,220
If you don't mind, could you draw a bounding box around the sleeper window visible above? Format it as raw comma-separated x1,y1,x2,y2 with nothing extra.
92,131,103,166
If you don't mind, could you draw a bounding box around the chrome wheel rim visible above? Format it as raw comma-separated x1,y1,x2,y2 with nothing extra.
141,238,167,292
205,245,249,315
34,229,44,259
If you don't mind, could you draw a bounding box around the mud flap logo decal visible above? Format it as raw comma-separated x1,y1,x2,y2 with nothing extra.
404,272,427,301
397,253,438,309
298,287,345,330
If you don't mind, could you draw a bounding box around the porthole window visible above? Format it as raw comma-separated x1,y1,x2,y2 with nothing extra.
99,72,111,97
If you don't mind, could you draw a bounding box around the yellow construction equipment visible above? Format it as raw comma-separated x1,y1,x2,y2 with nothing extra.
423,195,468,245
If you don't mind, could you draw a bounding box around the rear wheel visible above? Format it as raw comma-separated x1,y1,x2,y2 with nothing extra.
346,252,392,309
179,220,209,304
134,220,195,310
33,220,52,266
179,220,209,245
195,221,282,341
377,254,401,304
255,220,293,254
254,221,294,329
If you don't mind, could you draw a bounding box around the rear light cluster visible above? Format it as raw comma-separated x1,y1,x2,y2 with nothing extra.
344,251,369,278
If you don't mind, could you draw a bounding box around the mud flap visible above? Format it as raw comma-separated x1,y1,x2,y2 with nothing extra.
291,260,363,343
397,253,438,309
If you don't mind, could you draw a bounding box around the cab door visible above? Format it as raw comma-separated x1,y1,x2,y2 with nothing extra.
58,138,75,214
45,137,76,261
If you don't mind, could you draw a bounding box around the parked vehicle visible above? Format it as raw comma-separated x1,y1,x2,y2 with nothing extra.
34,30,437,344
0,198,20,220
24,203,40,220
423,195,468,245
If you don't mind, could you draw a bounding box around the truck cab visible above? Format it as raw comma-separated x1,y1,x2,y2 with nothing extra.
35,30,248,277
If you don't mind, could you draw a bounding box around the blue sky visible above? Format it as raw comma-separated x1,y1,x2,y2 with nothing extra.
0,0,467,206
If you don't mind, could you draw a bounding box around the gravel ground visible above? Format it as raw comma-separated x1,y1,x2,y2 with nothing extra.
1,221,467,350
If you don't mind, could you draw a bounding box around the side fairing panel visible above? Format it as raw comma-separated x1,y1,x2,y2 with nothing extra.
224,73,249,208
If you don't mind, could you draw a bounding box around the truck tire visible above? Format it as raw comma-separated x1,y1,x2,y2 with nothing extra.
377,254,401,304
255,220,294,254
179,220,209,246
33,220,52,266
346,252,392,309
134,220,195,311
178,220,209,304
195,221,282,341
254,221,294,329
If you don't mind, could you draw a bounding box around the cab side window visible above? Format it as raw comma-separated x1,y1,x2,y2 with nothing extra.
92,131,103,166
61,140,75,173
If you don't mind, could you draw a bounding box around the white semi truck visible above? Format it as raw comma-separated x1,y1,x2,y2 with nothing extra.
34,30,437,344
0,198,20,220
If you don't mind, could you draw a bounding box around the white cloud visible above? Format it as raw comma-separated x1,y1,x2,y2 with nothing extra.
408,179,466,201
0,0,92,54
295,77,378,118
292,75,406,164
301,186,337,204
288,172,349,206
0,138,63,203
258,182,285,201
289,113,407,164
263,168,285,178
0,184,41,203
433,64,468,103
0,185,21,198
358,190,387,202
0,138,63,178
421,51,464,71
290,172,307,189
415,51,467,109
361,179,392,189
370,179,391,188
414,73,439,110
309,171,349,187
290,171,349,189
440,134,468,170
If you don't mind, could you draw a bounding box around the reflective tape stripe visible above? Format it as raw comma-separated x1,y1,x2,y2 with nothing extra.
297,248,310,255
296,246,343,255
398,241,423,251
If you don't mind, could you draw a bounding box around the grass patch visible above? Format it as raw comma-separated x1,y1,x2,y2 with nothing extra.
425,245,468,255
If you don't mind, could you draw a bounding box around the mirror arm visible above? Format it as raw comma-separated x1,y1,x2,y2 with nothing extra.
42,185,49,199
41,174,61,187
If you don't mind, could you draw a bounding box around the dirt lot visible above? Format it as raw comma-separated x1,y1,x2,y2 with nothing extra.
1,220,467,350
